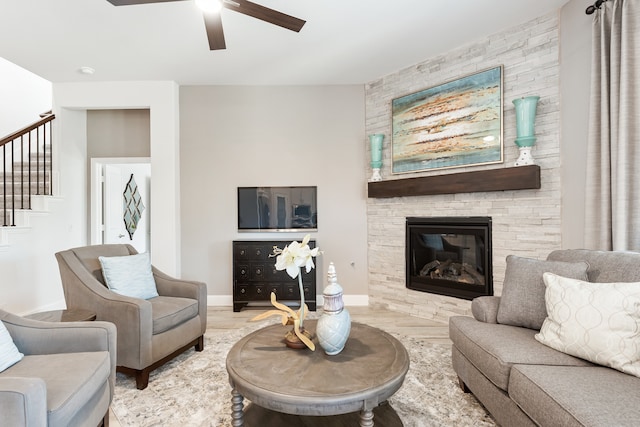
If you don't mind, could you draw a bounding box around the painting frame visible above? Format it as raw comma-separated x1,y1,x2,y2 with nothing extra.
391,66,503,174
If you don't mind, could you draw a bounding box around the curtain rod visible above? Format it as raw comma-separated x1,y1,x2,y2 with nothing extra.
586,0,609,14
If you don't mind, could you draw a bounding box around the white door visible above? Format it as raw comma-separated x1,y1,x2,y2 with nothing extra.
102,163,151,253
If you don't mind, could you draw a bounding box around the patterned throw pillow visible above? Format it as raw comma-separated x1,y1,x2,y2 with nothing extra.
536,273,640,377
496,256,590,330
99,252,159,300
0,320,23,372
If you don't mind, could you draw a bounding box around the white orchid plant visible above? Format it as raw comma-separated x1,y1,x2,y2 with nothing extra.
251,234,320,350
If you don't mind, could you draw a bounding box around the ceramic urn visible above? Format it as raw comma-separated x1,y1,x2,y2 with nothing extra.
316,262,351,355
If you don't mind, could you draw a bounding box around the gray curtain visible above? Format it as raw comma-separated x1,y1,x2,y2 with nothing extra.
585,0,640,251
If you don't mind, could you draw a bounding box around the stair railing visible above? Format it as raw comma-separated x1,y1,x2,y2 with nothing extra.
0,112,55,226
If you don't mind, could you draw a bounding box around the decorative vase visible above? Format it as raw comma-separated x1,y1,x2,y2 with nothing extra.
513,96,540,166
316,262,351,355
369,134,384,182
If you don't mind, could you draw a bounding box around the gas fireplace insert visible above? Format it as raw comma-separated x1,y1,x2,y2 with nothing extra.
406,216,493,300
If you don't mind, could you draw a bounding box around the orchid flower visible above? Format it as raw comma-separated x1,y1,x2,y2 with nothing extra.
274,234,320,279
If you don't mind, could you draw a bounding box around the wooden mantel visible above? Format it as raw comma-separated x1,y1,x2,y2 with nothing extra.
367,165,541,198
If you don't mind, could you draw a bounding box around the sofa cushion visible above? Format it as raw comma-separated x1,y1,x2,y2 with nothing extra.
449,316,591,391
0,351,110,426
150,296,199,334
547,249,640,283
510,364,640,427
536,273,640,377
99,252,159,300
0,320,23,372
497,256,589,330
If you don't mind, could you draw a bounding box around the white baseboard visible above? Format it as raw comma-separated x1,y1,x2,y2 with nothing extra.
207,295,234,306
342,295,369,306
207,295,369,307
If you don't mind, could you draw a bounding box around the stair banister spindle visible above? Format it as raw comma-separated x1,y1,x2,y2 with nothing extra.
36,126,40,196
20,135,24,209
48,120,52,196
2,145,7,226
28,131,32,211
10,137,15,226
43,124,46,195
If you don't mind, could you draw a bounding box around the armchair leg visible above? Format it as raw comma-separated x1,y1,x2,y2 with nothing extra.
136,368,151,390
117,336,204,390
117,366,150,390
99,409,110,427
195,335,204,352
458,376,471,393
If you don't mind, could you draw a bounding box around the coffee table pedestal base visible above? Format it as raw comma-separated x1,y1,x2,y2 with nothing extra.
239,399,403,427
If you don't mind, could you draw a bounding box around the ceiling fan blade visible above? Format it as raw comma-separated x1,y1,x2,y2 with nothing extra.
107,0,187,5
226,0,306,32
203,12,226,50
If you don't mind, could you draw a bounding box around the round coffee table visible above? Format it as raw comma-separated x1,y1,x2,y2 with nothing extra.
226,320,410,427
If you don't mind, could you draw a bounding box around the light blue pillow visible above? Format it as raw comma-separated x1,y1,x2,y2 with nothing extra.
99,252,159,300
0,320,23,372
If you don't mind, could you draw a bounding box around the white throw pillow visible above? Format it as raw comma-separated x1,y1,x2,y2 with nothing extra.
535,272,640,377
99,252,159,300
0,320,23,372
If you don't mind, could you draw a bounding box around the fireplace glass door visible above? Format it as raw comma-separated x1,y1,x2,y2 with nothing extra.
406,217,493,300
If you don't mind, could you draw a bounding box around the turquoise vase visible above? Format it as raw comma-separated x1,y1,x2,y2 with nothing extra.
368,134,384,181
317,262,351,355
513,96,539,166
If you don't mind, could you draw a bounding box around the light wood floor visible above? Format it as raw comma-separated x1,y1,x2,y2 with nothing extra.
109,305,451,426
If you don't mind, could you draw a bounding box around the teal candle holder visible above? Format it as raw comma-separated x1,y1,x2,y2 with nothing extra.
513,96,539,166
369,134,384,181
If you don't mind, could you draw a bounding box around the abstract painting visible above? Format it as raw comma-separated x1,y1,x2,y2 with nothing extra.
392,66,503,173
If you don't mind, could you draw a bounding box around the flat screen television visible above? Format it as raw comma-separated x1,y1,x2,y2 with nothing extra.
238,186,318,232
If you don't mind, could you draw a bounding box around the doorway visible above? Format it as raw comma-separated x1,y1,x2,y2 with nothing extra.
91,158,151,254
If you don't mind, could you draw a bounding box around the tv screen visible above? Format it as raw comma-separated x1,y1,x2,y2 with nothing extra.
238,186,318,231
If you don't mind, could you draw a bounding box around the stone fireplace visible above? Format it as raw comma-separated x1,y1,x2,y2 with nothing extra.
406,217,493,300
365,12,562,321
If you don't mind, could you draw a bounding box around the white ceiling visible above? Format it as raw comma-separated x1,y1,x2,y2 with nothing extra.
0,0,570,85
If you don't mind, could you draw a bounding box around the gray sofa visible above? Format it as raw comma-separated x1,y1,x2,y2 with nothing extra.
450,249,640,426
0,309,116,426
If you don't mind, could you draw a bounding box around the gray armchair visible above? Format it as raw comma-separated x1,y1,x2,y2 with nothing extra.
0,309,116,426
55,244,207,390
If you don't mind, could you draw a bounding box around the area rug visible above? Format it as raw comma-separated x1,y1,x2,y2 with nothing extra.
111,321,496,426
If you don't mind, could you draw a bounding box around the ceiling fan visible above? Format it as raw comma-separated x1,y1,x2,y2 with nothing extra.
106,0,306,50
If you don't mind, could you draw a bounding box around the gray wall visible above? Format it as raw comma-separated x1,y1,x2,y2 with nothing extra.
87,109,150,158
179,85,368,302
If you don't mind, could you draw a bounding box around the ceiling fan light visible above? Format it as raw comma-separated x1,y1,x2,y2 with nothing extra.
195,0,223,13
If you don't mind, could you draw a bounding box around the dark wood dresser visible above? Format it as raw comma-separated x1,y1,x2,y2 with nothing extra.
232,240,317,312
